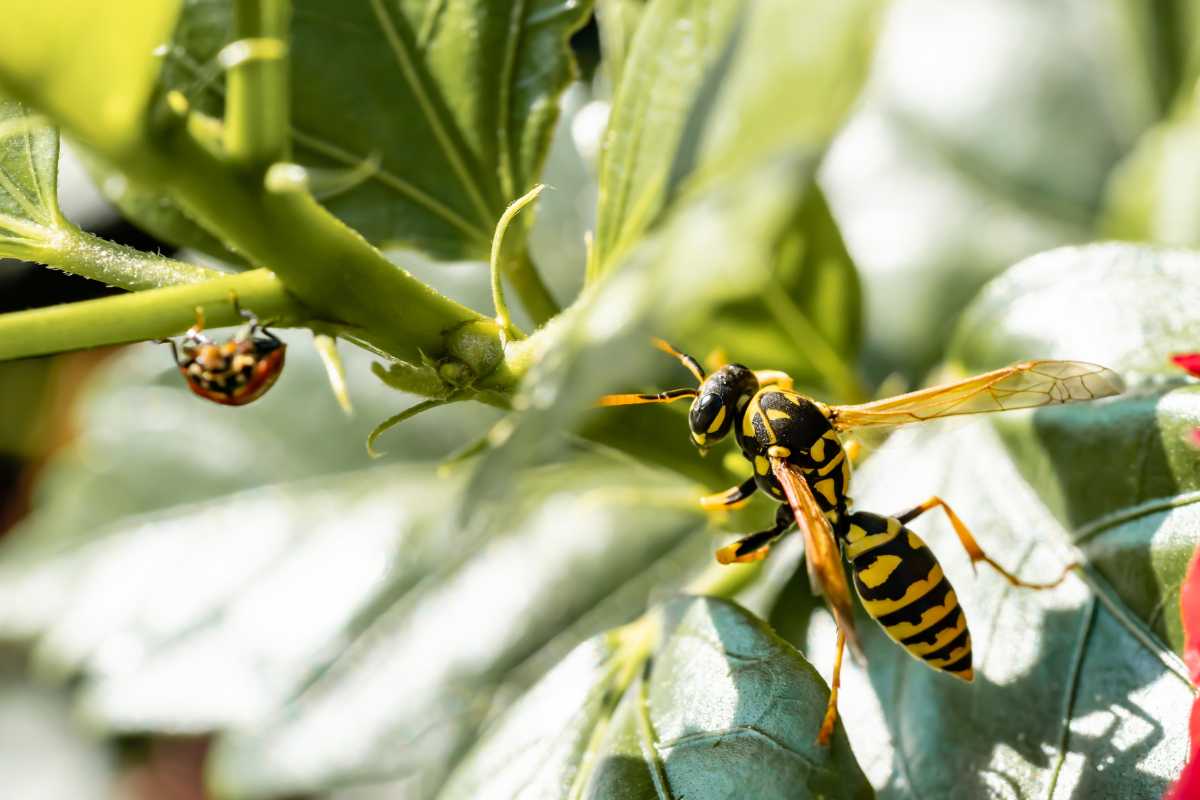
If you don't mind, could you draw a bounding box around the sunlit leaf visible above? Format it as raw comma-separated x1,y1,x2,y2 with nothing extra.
1101,107,1200,248
440,597,873,800
824,0,1173,377
208,460,712,797
591,0,878,277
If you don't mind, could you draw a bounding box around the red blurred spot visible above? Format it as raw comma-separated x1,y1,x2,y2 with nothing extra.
1166,545,1200,798
1172,354,1200,377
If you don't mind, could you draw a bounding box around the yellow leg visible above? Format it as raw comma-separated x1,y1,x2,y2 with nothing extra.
817,628,846,746
843,438,863,465
895,496,1074,589
699,477,758,510
714,503,791,564
754,369,794,390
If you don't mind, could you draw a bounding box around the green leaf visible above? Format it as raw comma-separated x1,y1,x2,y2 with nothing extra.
594,0,648,92
159,0,592,260
440,596,873,800
0,98,213,292
779,243,1197,797
823,0,1171,377
590,0,879,278
688,184,864,401
0,0,182,157
1101,106,1200,247
0,333,501,639
207,460,711,797
0,96,64,256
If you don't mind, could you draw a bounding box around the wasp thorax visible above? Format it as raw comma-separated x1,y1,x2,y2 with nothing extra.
688,364,758,450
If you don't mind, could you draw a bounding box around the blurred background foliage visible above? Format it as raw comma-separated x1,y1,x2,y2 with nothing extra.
1,0,1199,798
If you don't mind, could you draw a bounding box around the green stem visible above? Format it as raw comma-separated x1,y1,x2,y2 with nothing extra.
0,269,307,360
490,184,545,339
224,0,291,168
506,248,560,326
24,223,221,290
140,120,489,364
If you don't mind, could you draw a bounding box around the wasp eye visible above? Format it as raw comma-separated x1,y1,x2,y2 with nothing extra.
689,393,726,444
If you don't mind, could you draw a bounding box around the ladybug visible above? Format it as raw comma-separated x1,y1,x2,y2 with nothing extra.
164,302,286,405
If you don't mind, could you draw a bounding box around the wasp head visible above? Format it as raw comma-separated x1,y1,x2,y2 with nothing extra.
688,364,758,453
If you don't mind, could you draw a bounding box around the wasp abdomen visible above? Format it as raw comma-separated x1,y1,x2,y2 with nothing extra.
843,511,973,681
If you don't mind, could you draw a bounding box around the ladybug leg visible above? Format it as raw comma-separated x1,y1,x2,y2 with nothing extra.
229,291,258,325
158,337,182,366
188,305,207,337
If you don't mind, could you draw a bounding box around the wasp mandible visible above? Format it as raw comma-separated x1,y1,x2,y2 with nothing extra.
601,339,1124,744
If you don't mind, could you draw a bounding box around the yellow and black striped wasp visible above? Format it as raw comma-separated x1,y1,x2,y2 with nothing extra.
601,340,1124,744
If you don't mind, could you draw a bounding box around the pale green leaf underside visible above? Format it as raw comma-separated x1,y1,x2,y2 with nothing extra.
0,97,62,253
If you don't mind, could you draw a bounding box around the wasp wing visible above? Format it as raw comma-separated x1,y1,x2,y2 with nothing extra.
770,457,862,658
829,360,1123,432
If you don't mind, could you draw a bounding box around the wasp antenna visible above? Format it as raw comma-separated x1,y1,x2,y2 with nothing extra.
651,338,705,383
597,388,698,407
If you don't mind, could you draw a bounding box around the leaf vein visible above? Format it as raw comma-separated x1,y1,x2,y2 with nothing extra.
367,0,496,228
634,676,674,800
0,161,50,225
1043,598,1095,800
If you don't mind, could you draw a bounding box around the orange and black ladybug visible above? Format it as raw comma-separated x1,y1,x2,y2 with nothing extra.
164,301,286,406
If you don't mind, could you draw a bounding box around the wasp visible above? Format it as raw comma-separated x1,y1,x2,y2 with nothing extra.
164,300,286,406
601,340,1123,744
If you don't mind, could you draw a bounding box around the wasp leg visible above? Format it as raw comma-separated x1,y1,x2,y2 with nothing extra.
754,369,794,390
895,496,1074,589
597,388,698,407
652,338,706,383
699,477,758,510
715,504,793,564
816,628,847,746
843,438,863,465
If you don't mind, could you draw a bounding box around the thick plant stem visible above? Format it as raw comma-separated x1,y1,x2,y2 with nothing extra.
23,223,222,290
141,121,493,366
0,269,307,360
224,0,290,168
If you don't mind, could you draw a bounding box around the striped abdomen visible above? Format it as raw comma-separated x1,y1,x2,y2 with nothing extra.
842,511,974,680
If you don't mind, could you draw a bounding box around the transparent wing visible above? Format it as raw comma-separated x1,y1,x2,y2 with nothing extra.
770,458,862,658
829,360,1124,432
